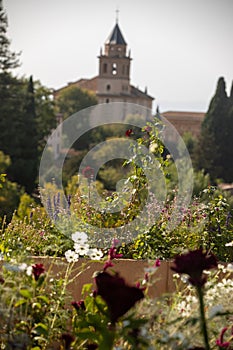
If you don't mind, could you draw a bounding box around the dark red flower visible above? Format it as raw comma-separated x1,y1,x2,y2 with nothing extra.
154,259,160,267
82,166,94,179
0,276,4,284
71,299,85,311
95,271,144,323
86,344,98,350
61,333,74,350
32,263,45,281
125,129,133,137
171,249,217,287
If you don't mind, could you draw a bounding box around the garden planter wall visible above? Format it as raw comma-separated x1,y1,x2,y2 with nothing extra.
30,257,177,300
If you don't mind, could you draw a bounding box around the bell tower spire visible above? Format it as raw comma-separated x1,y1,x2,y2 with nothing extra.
97,17,132,104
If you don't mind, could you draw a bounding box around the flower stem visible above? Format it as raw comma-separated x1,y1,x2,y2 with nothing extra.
196,285,210,350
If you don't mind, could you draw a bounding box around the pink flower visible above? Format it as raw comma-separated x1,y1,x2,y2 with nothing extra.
154,259,160,267
108,246,123,260
82,166,94,179
103,260,114,271
135,281,146,291
144,272,149,282
216,327,231,348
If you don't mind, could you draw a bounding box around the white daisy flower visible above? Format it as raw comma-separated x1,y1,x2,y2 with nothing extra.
65,249,79,263
74,243,90,256
26,266,33,276
18,263,28,271
226,263,233,272
87,248,103,260
71,231,88,244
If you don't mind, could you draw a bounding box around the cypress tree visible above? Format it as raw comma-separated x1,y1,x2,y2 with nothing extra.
223,81,233,182
9,76,38,193
196,77,233,182
0,0,19,73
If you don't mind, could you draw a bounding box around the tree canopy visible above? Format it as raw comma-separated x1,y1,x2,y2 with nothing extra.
56,85,97,119
0,0,20,72
195,77,233,182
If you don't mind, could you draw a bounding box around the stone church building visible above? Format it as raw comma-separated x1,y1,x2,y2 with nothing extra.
54,20,154,109
53,19,205,155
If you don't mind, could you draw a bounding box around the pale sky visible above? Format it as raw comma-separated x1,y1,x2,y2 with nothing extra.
3,0,233,113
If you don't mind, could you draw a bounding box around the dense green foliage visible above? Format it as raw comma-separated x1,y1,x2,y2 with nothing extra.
0,0,19,72
195,77,233,182
0,1,56,193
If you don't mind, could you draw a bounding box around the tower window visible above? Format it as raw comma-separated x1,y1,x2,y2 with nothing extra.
103,63,107,73
112,63,117,75
106,98,109,103
106,84,111,91
122,65,125,75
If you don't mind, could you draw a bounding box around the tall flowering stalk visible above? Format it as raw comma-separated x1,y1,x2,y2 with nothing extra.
82,166,94,204
171,249,218,350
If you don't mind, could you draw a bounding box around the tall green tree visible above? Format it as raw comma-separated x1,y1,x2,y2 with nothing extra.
0,2,56,192
223,81,233,182
195,77,233,182
34,81,56,152
0,0,19,72
0,151,21,220
8,76,39,193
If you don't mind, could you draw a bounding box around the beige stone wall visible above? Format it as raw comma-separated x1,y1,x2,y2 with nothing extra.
97,77,130,95
162,111,205,139
97,94,152,109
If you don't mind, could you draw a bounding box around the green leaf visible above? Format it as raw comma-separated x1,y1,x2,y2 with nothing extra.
19,289,32,299
32,302,42,310
33,323,48,336
37,295,50,304
81,283,93,296
14,299,27,307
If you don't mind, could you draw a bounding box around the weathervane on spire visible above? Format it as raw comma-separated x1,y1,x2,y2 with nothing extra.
116,7,119,23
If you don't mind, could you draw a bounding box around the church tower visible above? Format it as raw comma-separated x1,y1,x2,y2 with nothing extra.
55,17,154,110
97,19,132,103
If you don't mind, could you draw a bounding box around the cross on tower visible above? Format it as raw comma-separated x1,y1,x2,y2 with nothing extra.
116,8,119,23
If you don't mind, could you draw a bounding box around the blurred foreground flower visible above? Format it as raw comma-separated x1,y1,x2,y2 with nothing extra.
32,263,45,281
95,271,144,323
171,249,217,287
